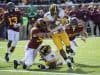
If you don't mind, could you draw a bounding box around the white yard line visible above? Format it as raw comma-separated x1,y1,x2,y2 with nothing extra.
0,57,89,75
0,70,89,75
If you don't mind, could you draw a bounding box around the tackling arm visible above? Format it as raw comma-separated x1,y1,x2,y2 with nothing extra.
80,26,88,42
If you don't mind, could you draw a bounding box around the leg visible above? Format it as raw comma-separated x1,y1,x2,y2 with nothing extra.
61,32,74,64
10,46,15,53
23,48,38,69
97,24,100,36
52,34,63,51
88,20,94,36
14,48,36,69
7,40,12,48
94,24,97,36
70,40,77,63
38,62,57,70
38,64,49,70
5,40,12,62
60,32,74,55
5,30,14,62
10,31,19,53
52,33,73,69
60,50,72,69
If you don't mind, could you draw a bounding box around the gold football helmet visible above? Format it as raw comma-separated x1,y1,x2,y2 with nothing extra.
39,45,51,56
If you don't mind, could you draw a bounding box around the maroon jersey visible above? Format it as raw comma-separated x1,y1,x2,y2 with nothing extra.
0,8,4,25
28,27,43,49
69,10,77,17
0,14,4,25
4,10,21,32
65,25,84,41
76,9,91,21
91,9,100,24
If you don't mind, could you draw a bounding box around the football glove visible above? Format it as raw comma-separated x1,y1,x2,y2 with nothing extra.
14,23,21,28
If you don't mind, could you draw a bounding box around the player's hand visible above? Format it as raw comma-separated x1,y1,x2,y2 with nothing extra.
14,23,21,28
81,37,86,43
47,32,53,37
55,20,60,25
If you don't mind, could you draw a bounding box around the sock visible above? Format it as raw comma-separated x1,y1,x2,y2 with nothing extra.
66,58,71,64
7,47,11,58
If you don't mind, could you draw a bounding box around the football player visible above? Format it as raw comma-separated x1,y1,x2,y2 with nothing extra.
38,45,62,69
0,8,4,25
65,17,88,63
0,8,5,38
4,2,22,62
13,18,47,69
44,4,74,69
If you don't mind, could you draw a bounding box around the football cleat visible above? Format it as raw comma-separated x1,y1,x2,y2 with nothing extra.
5,53,9,62
38,64,49,70
23,64,27,69
38,64,46,69
66,58,73,70
71,57,75,63
67,62,73,70
14,60,19,69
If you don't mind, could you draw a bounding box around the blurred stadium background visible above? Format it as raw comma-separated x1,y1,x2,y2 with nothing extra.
0,0,100,40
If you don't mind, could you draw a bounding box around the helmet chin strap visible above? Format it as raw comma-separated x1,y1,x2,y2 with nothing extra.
72,25,76,31
8,8,15,13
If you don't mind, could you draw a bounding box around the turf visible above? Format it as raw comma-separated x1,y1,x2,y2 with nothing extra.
0,37,100,75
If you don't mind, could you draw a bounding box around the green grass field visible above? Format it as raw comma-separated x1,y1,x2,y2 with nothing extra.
0,37,100,75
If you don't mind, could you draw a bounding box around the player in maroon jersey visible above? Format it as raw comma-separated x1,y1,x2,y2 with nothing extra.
13,18,47,69
0,8,5,38
0,8,4,26
4,2,22,62
65,17,88,63
0,8,4,25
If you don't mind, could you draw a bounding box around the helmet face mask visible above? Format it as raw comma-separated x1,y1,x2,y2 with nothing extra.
70,17,78,27
49,4,59,17
7,2,15,12
36,18,47,29
39,45,51,56
71,24,77,29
